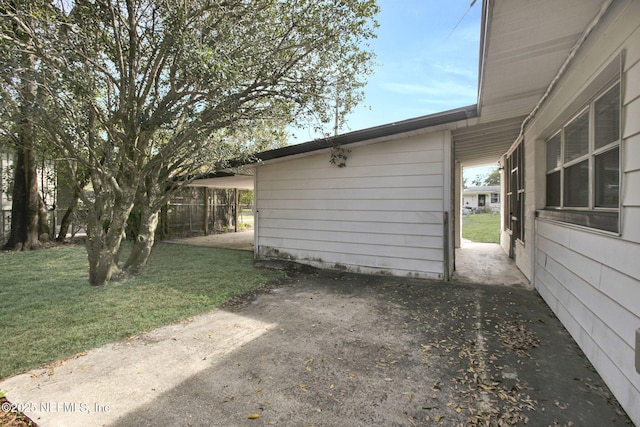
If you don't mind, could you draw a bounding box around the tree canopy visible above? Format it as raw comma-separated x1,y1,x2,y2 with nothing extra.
0,0,379,285
470,167,500,187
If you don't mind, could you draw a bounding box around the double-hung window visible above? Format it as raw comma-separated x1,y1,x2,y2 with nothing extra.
542,81,620,232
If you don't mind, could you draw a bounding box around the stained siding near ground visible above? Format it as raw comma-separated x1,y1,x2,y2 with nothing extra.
255,131,448,279
527,1,640,424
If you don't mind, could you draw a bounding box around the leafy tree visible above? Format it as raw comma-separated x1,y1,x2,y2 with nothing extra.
1,0,378,285
484,168,500,186
1,1,75,249
471,167,500,187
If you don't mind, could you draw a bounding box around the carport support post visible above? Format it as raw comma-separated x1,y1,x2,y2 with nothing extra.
234,188,239,232
203,188,210,236
443,211,450,281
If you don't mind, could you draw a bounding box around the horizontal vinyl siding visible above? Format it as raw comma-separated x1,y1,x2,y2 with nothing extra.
621,206,640,242
534,221,640,423
530,2,640,424
621,44,640,251
255,132,447,279
625,133,640,173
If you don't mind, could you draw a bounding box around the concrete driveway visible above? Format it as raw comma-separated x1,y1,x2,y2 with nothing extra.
0,268,631,426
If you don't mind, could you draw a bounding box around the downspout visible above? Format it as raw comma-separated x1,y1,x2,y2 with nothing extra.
443,211,450,281
253,169,259,260
515,0,614,289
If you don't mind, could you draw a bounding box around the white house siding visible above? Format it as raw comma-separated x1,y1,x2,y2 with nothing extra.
0,150,58,243
0,151,12,240
254,131,450,279
0,151,12,211
514,1,640,423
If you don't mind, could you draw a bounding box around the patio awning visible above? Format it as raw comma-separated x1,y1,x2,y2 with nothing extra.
188,170,254,189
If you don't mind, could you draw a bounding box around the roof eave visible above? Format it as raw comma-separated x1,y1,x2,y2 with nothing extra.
251,104,478,164
476,0,492,116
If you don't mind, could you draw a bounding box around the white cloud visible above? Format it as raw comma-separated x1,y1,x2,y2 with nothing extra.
382,80,476,99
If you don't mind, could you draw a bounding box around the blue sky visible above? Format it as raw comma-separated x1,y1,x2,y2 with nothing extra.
290,0,482,141
290,0,493,178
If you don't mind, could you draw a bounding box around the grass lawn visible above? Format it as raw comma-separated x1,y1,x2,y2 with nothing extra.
0,243,284,380
462,213,501,243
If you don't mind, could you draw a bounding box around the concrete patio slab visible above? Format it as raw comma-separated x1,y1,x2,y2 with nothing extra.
0,269,631,426
164,230,254,251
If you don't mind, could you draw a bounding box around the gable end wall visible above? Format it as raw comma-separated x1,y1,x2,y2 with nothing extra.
254,131,449,279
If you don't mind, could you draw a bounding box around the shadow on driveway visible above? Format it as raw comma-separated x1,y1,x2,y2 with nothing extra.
1,269,632,426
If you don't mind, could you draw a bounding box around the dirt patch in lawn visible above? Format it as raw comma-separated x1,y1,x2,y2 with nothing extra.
1,397,38,427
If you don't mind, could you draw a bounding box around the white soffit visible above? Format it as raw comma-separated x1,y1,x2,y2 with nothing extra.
478,0,605,122
189,173,254,190
453,116,525,167
454,0,606,167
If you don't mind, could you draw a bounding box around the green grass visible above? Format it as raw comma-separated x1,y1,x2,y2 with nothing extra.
462,213,501,243
0,243,284,380
238,209,254,228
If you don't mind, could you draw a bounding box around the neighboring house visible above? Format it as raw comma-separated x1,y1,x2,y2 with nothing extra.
0,150,12,241
194,1,640,423
0,149,57,244
462,185,500,213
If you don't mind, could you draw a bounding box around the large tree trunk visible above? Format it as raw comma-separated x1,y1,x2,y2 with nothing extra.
122,174,166,276
123,204,159,276
38,196,50,242
56,168,89,241
56,193,78,241
4,61,40,251
85,189,135,287
215,189,234,230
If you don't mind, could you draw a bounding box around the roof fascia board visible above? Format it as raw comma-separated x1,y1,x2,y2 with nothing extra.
253,105,478,164
477,0,492,116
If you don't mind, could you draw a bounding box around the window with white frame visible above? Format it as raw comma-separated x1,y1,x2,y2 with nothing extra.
542,81,620,232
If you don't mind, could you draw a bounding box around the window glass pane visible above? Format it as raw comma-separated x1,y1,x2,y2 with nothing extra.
564,111,589,163
546,171,561,207
595,147,619,208
563,160,589,207
546,134,561,171
595,83,620,149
